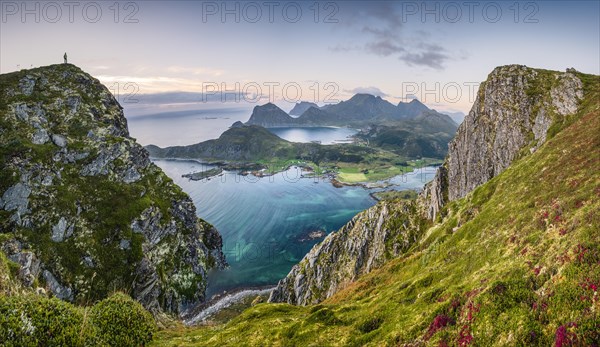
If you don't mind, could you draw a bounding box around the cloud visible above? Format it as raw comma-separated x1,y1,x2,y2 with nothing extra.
166,65,224,77
131,91,255,105
360,2,403,34
400,50,449,70
331,2,451,70
365,39,405,57
346,86,389,97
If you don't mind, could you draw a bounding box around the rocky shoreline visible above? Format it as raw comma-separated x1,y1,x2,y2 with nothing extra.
182,285,276,325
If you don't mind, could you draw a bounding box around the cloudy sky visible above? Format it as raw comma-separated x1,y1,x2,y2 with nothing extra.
1,1,598,114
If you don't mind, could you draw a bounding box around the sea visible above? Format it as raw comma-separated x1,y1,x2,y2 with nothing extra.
126,106,436,299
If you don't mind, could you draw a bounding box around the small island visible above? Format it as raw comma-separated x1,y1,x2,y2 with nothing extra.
182,167,223,181
295,229,327,243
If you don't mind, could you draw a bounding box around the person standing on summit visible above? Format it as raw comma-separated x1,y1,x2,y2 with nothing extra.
64,52,67,64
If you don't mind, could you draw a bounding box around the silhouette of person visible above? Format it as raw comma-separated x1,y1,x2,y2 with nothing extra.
64,52,67,64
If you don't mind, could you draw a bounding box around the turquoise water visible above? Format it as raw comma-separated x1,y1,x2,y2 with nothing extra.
153,159,377,297
267,127,358,144
129,111,436,297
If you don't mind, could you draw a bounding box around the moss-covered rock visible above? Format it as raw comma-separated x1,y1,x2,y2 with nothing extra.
0,64,226,314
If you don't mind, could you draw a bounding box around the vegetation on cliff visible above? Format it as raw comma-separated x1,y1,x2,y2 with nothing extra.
0,64,226,320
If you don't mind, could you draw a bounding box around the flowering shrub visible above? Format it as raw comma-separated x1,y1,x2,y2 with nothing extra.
425,314,454,340
554,323,577,347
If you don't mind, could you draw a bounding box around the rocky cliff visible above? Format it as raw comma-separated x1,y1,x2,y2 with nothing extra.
270,65,587,305
269,200,428,305
420,65,583,219
0,64,226,315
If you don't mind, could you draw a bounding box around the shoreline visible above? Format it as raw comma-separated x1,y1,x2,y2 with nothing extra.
182,285,276,325
152,157,438,191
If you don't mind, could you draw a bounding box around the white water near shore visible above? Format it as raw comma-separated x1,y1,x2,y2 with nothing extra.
184,287,275,326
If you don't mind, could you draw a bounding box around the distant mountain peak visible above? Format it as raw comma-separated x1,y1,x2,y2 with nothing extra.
247,102,293,127
398,98,425,106
289,101,318,116
397,98,430,118
349,93,377,101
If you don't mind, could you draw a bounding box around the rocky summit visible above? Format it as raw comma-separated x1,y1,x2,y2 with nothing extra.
0,64,226,315
420,65,584,219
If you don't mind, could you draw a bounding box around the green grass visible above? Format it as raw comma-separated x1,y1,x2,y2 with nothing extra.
337,169,367,183
151,73,600,346
336,158,442,183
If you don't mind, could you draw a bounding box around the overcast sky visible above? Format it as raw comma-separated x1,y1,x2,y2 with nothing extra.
1,1,598,113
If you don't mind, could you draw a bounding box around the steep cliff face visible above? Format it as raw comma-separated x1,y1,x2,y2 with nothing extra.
420,65,583,219
0,64,226,314
270,65,587,306
269,200,427,305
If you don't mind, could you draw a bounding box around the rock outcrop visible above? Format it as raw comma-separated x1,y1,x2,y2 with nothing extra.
0,64,226,315
420,65,583,219
269,200,427,305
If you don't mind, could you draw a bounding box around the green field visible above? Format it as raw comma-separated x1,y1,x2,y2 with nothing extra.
335,158,443,183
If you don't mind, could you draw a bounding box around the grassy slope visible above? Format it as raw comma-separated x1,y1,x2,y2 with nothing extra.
152,75,599,346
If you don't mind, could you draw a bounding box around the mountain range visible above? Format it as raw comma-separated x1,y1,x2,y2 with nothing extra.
247,94,455,128
146,95,459,165
146,112,458,167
